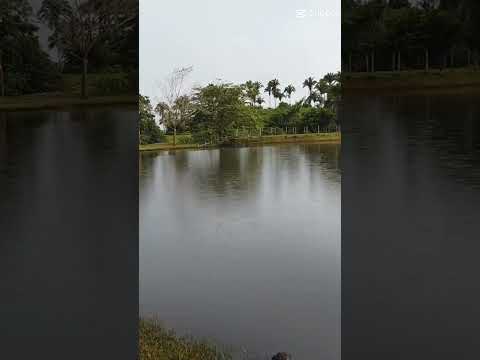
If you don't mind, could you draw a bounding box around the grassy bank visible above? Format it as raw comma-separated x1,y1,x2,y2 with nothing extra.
0,72,137,111
0,94,137,111
140,132,341,152
139,319,231,360
343,68,480,92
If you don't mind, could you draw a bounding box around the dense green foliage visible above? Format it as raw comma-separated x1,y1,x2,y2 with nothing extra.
343,0,480,72
38,0,138,97
149,73,340,146
139,95,164,145
0,0,60,96
0,0,138,97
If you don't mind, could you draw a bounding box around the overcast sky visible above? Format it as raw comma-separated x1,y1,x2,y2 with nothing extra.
140,0,341,104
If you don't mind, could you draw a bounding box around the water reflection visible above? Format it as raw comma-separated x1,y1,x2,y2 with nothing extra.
0,109,138,360
342,89,480,359
140,143,341,360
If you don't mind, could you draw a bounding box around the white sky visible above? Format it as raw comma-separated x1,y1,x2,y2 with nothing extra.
140,0,341,104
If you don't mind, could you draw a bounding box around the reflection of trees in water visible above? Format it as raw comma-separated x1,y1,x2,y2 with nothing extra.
140,144,341,206
181,148,264,198
346,91,480,189
139,147,265,202
139,152,160,204
0,112,50,179
302,143,341,177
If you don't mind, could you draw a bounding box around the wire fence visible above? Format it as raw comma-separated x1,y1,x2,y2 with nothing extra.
230,124,340,138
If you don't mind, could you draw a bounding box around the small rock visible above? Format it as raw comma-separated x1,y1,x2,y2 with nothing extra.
272,352,291,360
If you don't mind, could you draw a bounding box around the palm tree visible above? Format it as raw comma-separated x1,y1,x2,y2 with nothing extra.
264,83,273,107
315,79,330,105
268,79,280,107
284,85,296,104
275,90,285,104
323,72,338,86
244,80,263,106
303,77,317,98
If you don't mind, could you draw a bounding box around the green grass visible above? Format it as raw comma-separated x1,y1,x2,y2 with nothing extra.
164,134,195,145
232,132,341,145
0,72,137,111
343,67,480,92
140,132,341,152
140,142,209,151
139,319,232,360
61,72,133,96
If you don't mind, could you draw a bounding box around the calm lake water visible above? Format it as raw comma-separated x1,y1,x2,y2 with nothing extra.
140,143,341,359
0,108,138,360
342,89,480,359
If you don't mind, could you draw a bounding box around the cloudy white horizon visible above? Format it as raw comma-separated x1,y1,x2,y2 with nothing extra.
140,0,340,105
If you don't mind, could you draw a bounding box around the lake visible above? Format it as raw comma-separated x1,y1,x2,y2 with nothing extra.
0,108,138,360
140,143,341,360
342,89,480,359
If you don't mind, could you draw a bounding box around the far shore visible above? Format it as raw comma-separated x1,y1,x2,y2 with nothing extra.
140,132,341,152
0,94,137,111
343,68,480,93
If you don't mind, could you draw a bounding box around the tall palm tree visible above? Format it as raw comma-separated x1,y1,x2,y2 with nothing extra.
264,83,273,107
268,79,280,107
315,79,330,105
284,85,296,104
303,77,317,98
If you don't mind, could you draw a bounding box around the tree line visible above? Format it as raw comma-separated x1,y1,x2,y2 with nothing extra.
139,69,341,145
342,0,480,72
0,0,137,97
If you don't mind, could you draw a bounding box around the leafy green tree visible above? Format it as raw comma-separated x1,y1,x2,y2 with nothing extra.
38,0,138,98
139,94,164,145
191,83,246,144
155,95,194,146
343,0,478,72
155,66,193,145
0,0,48,96
243,80,263,107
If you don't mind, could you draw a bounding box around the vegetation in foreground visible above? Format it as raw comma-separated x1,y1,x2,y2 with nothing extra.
140,68,341,147
139,319,232,360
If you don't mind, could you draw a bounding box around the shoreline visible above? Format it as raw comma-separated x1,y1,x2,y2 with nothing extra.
343,69,480,93
0,94,137,111
139,133,341,152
